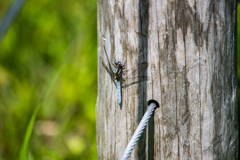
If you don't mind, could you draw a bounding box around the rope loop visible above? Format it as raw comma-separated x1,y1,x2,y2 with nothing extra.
120,100,159,160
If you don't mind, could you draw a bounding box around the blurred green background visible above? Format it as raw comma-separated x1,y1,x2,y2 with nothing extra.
0,0,97,159
0,0,240,160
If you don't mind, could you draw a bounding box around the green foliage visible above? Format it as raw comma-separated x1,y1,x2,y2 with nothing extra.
0,0,97,159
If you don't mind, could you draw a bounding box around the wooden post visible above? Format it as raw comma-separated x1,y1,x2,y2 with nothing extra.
96,0,238,159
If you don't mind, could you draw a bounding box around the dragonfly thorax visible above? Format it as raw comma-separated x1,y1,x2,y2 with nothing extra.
113,68,118,74
113,67,123,81
113,61,125,81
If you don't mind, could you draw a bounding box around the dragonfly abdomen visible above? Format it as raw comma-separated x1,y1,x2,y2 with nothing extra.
116,81,122,105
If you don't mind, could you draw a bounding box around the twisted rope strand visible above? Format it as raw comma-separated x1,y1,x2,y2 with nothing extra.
120,102,158,160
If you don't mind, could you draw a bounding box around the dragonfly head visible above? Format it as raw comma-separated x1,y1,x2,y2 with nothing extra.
114,58,122,66
115,61,122,67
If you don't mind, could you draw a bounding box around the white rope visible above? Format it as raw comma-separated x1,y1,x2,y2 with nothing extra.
120,101,159,160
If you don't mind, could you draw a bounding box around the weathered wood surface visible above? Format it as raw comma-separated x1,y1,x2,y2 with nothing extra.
96,0,238,159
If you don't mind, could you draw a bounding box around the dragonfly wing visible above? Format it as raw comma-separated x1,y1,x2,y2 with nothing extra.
122,61,149,89
124,62,149,78
122,76,150,89
103,45,115,74
100,57,117,87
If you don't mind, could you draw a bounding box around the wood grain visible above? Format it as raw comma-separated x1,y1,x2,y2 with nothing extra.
96,0,238,159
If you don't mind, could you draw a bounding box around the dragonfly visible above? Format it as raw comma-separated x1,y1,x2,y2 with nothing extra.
100,45,149,108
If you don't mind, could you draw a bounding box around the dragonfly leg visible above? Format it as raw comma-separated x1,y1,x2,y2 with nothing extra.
123,61,126,67
112,62,117,68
